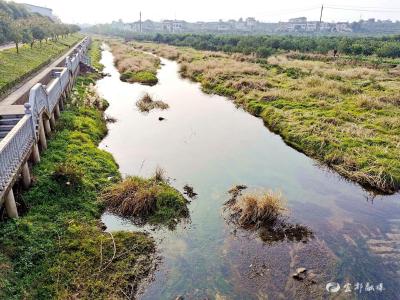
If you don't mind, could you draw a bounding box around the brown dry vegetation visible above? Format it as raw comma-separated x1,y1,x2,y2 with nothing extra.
109,40,160,85
224,189,313,243
101,172,189,228
226,190,287,228
136,93,169,113
130,41,400,193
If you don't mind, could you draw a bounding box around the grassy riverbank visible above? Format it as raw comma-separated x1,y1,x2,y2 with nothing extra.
0,34,83,96
133,41,400,193
88,39,105,71
0,73,156,299
109,40,160,85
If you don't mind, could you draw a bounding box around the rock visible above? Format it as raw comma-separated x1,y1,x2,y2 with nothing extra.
292,272,304,280
100,222,107,231
296,267,307,274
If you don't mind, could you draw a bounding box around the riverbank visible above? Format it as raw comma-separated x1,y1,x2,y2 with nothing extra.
0,49,157,298
0,73,156,299
131,41,400,194
0,34,82,96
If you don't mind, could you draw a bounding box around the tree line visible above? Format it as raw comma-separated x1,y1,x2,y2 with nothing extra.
0,1,80,53
88,24,400,59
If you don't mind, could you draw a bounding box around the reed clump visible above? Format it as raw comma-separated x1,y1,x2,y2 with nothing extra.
224,188,313,243
101,170,189,227
226,190,286,228
136,93,169,112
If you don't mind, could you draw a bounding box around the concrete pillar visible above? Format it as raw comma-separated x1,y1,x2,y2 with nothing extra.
39,118,47,150
59,97,65,111
21,162,31,189
31,143,41,164
50,113,56,129
44,118,51,136
4,189,18,218
55,103,61,118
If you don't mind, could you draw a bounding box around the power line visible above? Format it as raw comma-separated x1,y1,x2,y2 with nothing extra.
325,6,400,13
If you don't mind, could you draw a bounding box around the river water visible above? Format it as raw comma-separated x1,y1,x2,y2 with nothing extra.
96,46,400,299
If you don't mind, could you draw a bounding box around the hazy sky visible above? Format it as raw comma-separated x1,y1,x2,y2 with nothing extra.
14,0,400,24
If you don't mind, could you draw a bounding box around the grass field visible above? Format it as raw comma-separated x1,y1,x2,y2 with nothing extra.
109,40,160,85
132,41,400,194
0,34,82,96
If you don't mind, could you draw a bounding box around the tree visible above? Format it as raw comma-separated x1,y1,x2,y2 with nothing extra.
9,19,22,53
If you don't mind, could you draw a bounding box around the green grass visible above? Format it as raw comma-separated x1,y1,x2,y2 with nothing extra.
0,74,155,299
121,70,158,85
132,41,400,194
88,39,104,71
0,34,83,96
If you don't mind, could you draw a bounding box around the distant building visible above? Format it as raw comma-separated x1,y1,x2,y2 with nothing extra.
289,17,307,23
280,17,352,33
22,3,54,19
162,20,185,33
335,22,352,32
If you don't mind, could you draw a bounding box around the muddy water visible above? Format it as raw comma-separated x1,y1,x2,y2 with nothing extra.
97,46,400,300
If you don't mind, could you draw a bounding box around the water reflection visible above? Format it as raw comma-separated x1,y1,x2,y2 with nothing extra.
97,46,400,299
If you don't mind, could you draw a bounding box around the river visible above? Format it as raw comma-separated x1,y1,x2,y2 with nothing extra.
96,46,400,299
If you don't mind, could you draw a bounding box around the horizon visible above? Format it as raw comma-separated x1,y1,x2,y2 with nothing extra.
12,0,400,25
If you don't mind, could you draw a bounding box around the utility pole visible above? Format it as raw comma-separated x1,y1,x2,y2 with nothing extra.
319,4,324,31
139,11,142,33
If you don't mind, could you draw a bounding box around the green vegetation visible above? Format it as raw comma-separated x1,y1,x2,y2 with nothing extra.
133,41,400,193
86,29,400,59
88,38,105,71
0,74,156,299
0,34,82,96
0,1,80,51
101,171,189,228
109,40,160,85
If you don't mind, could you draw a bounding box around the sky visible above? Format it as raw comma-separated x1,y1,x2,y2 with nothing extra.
14,0,400,24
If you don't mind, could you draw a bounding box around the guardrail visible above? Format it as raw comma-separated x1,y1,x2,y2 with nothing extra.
0,37,91,200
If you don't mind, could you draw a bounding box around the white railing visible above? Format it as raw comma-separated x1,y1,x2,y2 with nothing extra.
0,37,91,196
0,116,35,190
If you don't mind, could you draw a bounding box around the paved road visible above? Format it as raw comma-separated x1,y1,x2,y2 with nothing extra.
0,43,16,51
0,37,85,106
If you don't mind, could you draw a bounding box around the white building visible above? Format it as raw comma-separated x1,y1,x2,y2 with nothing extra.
22,3,54,19
162,20,185,33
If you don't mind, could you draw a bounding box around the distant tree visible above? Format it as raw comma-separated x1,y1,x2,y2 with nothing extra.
9,19,22,53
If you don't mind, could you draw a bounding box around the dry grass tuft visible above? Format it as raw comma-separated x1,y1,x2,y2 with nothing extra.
227,191,286,228
154,166,166,182
136,93,169,112
101,173,189,226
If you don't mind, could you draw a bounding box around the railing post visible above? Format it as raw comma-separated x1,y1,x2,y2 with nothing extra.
24,103,36,142
4,188,18,218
